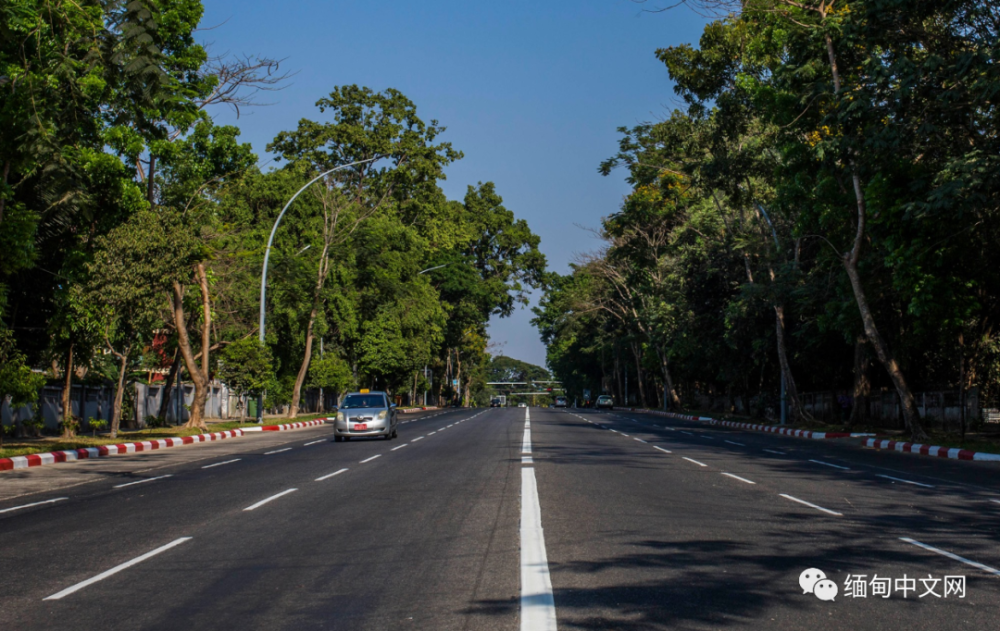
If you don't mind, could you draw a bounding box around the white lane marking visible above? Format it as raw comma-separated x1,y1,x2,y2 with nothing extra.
721,473,756,485
244,488,298,511
391,444,407,451
991,499,1000,505
634,438,647,444
763,449,786,455
680,431,693,436
0,497,68,515
609,429,618,434
654,446,672,454
877,474,934,489
411,436,424,442
202,459,241,469
809,459,851,471
304,439,325,446
44,537,192,600
779,494,843,516
682,457,708,467
900,537,1000,577
620,433,630,437
521,467,557,630
264,448,291,455
315,468,348,481
725,440,745,447
438,427,448,432
428,431,437,435
113,475,173,489
700,435,715,440
360,455,382,464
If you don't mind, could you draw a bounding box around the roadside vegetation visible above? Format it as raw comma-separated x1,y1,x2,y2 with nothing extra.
534,0,1000,444
1,1,545,439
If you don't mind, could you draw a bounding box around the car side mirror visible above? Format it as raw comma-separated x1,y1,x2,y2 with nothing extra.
390,404,397,409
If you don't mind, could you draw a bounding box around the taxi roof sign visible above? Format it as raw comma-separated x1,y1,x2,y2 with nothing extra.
360,388,370,394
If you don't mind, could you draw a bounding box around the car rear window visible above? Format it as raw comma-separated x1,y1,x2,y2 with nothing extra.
341,395,385,409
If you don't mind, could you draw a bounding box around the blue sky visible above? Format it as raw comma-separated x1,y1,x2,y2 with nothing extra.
199,0,709,367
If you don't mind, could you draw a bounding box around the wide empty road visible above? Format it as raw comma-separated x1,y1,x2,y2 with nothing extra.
1,406,998,630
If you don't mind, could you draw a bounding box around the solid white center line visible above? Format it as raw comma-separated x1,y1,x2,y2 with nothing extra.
721,472,756,485
810,459,851,470
264,448,291,455
411,436,424,442
0,497,68,514
391,444,407,451
779,493,843,516
877,474,934,488
900,537,1000,577
763,449,786,455
315,468,348,481
113,475,172,489
244,488,298,511
520,406,556,631
654,446,672,454
360,455,382,464
682,457,708,467
202,459,241,469
724,440,745,447
304,439,325,446
44,537,192,600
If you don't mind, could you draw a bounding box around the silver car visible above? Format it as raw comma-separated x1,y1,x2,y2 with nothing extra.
333,391,398,441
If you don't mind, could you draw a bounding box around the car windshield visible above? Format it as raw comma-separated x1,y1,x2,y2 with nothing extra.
598,396,611,402
341,395,385,409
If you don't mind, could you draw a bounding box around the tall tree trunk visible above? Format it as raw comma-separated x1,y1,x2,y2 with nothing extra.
821,9,926,441
0,161,9,224
630,340,648,408
456,352,463,407
773,304,810,423
289,303,319,418
61,343,75,438
110,349,130,439
172,278,209,430
157,348,181,421
657,346,681,410
848,334,870,427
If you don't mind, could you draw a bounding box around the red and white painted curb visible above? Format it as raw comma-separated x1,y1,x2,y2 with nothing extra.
0,420,328,472
614,407,874,439
864,438,1000,462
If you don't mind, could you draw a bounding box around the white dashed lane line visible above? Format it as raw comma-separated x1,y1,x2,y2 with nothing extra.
763,449,786,455
360,455,381,464
244,488,297,511
264,448,291,455
724,440,745,447
202,459,241,469
113,475,172,489
900,537,1000,577
411,436,424,442
877,474,934,489
779,493,842,516
682,457,708,467
0,497,68,515
315,468,348,481
680,431,694,436
43,537,192,600
391,444,407,451
721,472,756,485
809,459,850,471
304,439,325,446
654,446,672,454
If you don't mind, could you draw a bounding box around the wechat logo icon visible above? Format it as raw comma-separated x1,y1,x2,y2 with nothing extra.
800,568,839,602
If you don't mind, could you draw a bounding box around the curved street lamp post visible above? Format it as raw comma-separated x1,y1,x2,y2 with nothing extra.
256,158,377,423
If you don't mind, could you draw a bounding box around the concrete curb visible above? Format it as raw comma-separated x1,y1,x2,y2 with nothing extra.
399,407,439,414
613,407,1000,463
0,419,328,473
863,438,1000,462
613,407,874,439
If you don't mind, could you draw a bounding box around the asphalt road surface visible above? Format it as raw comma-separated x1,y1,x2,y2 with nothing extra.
1,406,998,630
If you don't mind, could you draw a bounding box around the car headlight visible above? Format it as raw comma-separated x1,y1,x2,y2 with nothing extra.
377,410,388,420
336,412,345,422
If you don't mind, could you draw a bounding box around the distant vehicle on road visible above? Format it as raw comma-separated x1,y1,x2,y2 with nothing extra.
554,396,567,408
334,391,398,441
490,397,503,407
518,402,527,408
596,395,614,409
